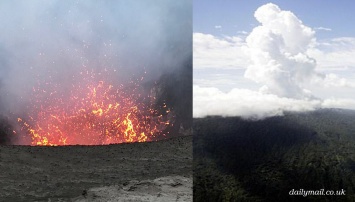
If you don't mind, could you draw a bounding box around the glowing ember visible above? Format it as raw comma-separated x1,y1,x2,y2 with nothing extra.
17,69,172,146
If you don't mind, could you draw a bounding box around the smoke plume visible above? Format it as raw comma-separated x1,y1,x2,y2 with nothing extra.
0,0,191,144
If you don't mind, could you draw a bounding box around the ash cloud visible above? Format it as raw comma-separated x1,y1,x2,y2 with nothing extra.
0,0,191,144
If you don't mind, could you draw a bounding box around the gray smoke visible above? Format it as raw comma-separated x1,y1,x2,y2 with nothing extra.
0,0,191,144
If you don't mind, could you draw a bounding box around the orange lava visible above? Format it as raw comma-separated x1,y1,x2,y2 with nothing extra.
17,70,172,146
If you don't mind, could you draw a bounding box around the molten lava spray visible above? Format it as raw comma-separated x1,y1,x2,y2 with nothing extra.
16,69,172,146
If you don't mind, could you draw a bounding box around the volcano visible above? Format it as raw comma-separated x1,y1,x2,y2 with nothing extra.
15,68,173,146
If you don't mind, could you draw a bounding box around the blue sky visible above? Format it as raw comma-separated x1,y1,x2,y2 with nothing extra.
194,0,355,40
193,1,355,118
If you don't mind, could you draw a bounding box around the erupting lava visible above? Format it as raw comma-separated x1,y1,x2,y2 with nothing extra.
17,69,172,146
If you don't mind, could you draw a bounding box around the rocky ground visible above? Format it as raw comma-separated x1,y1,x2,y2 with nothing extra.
73,175,192,202
0,136,192,201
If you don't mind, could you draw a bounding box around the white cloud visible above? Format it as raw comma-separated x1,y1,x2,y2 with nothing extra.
322,98,355,109
237,30,248,35
308,37,355,70
244,3,316,99
315,26,332,31
193,3,355,118
193,33,355,73
312,73,355,88
193,33,248,69
193,86,355,119
215,25,222,29
243,4,355,98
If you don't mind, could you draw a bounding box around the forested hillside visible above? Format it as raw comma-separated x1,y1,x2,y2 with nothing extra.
194,109,355,201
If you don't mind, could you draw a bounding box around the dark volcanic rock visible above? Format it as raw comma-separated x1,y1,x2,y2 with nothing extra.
0,136,192,201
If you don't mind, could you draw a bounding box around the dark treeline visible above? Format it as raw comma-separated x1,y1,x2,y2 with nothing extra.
194,109,355,202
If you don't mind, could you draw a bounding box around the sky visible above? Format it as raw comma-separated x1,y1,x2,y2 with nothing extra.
194,0,355,40
194,1,355,118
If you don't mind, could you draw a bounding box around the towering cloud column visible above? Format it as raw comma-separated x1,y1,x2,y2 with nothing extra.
245,3,316,99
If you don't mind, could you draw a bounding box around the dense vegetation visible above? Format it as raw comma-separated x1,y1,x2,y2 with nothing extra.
194,109,355,201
